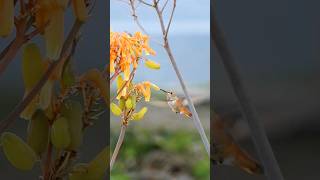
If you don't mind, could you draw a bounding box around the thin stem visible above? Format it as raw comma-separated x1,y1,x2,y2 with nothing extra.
161,0,169,13
137,0,153,7
130,0,149,35
54,152,71,178
110,68,120,83
212,2,284,180
110,125,126,170
0,37,24,75
43,142,53,180
111,68,136,102
128,0,163,46
0,41,14,61
164,0,176,39
153,0,210,155
0,20,83,134
0,15,41,76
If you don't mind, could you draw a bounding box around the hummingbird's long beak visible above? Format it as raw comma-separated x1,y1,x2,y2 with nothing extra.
160,88,170,93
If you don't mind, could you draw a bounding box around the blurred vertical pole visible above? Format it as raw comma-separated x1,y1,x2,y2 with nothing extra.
211,1,284,180
106,0,111,177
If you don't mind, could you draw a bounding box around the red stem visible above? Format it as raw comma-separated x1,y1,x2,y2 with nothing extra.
43,142,53,180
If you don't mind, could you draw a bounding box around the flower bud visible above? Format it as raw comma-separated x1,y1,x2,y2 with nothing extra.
72,0,88,22
116,75,127,99
61,100,83,150
131,95,136,109
118,98,125,110
125,98,133,109
45,8,64,60
110,103,122,116
51,116,71,149
132,107,148,121
22,43,44,91
27,110,49,155
150,83,160,91
145,60,160,70
1,132,37,171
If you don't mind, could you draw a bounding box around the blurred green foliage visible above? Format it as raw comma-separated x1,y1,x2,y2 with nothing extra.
110,127,209,180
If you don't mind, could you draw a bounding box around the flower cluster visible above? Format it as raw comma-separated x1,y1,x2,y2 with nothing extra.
0,0,88,60
110,30,158,80
110,30,161,125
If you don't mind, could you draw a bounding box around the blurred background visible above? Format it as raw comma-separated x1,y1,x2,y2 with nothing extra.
111,0,210,179
0,1,108,179
213,0,320,179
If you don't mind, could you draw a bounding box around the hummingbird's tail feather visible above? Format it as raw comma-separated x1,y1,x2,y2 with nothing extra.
231,144,264,175
212,113,264,175
180,107,192,118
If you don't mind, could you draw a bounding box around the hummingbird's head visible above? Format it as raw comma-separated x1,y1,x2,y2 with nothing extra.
160,89,176,101
166,91,175,100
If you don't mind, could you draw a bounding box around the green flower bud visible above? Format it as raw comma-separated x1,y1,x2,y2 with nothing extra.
132,107,148,121
110,103,122,116
131,95,136,109
1,132,37,171
22,43,44,91
118,98,125,110
125,98,133,109
45,8,64,60
51,117,71,149
61,100,83,150
27,110,49,155
145,60,160,70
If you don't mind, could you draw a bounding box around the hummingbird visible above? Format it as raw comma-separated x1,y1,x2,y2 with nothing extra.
211,113,263,175
160,89,192,118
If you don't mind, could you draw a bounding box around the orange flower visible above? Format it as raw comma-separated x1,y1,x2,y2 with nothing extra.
110,30,156,81
133,81,159,102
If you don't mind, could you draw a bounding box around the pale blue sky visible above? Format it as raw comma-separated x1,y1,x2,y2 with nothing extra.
110,0,210,89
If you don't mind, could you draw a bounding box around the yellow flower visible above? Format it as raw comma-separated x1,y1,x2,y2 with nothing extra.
132,107,148,121
72,0,88,22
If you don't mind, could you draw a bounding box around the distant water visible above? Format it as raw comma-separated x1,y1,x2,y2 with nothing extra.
133,35,210,88
110,0,210,89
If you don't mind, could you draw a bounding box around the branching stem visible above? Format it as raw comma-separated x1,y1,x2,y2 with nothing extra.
110,125,126,170
212,1,283,179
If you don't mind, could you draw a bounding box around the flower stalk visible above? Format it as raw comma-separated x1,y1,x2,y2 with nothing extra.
212,1,284,179
130,0,210,155
110,124,126,170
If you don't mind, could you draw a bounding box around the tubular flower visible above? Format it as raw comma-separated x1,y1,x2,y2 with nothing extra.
135,81,159,102
0,0,14,37
116,80,159,102
44,6,64,60
110,30,157,81
35,1,67,60
20,43,53,119
72,0,88,22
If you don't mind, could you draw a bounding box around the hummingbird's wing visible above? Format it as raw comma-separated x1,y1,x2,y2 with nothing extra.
212,114,263,175
175,99,192,118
